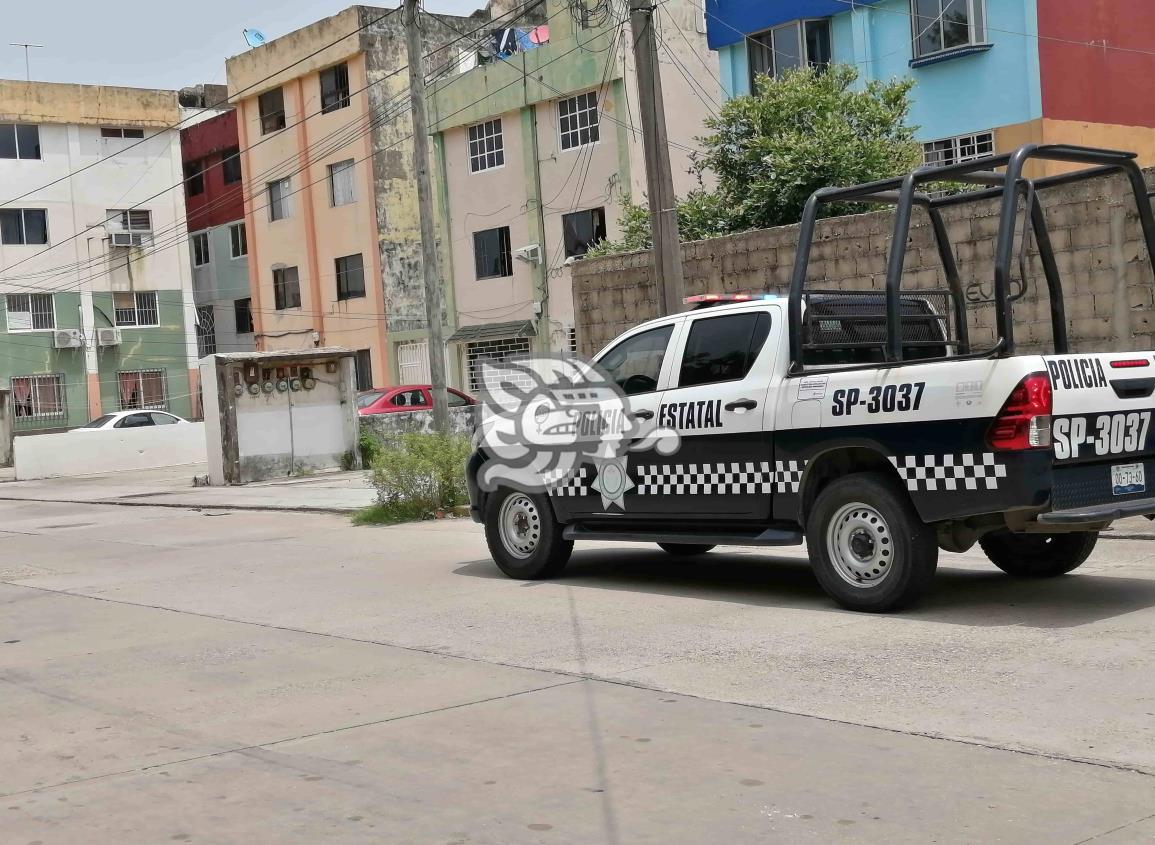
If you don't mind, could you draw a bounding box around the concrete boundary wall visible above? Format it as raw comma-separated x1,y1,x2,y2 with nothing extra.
572,170,1155,357
14,424,207,481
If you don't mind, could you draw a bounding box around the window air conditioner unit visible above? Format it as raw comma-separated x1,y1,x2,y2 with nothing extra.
110,232,148,247
97,327,122,347
53,329,84,349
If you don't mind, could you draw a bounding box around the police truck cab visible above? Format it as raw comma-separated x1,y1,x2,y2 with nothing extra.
466,144,1155,612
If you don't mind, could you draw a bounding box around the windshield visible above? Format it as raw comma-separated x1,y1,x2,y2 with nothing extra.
356,391,386,409
81,415,116,428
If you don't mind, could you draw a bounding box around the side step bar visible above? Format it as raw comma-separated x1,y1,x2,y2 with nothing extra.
563,525,804,547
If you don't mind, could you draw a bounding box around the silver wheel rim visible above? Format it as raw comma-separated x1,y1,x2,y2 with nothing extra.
499,493,541,560
826,502,894,588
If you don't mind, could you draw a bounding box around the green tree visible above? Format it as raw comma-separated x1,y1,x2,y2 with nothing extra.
591,64,922,255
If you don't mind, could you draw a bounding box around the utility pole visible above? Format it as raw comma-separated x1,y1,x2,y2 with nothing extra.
403,0,449,433
10,43,44,81
628,1,685,316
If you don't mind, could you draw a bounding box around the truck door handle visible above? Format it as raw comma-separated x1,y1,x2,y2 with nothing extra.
725,399,758,412
1111,377,1155,399
631,410,654,420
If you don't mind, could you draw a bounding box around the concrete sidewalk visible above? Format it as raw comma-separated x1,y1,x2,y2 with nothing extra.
0,463,377,513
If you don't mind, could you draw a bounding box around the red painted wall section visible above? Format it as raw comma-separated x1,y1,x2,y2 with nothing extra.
180,109,244,230
1038,0,1155,129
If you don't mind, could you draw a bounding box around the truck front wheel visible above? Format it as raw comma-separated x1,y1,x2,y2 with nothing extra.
979,531,1098,577
807,473,939,612
484,488,573,580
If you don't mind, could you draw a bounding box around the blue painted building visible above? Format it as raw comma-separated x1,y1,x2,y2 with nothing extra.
707,0,1044,167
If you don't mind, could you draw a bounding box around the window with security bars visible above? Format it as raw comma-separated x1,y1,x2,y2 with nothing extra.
5,293,55,331
10,374,66,426
118,369,168,411
115,291,160,327
922,131,994,167
558,91,599,151
567,326,578,356
196,305,217,358
466,336,533,393
328,159,355,206
468,119,504,172
320,63,351,114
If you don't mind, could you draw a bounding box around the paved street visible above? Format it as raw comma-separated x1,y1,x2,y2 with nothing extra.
3,496,1155,844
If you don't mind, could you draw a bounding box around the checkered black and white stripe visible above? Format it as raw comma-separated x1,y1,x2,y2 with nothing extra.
636,462,774,496
888,453,1007,492
545,467,590,497
774,460,805,494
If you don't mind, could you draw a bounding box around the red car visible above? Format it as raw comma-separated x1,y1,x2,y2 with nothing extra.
356,385,476,415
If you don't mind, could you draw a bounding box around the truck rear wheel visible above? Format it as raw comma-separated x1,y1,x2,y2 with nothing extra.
657,543,716,557
807,473,938,612
979,531,1098,577
484,488,573,580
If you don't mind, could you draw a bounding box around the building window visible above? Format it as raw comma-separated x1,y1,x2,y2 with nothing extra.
320,63,351,113
558,91,599,151
912,0,986,58
234,298,254,334
114,291,160,327
196,305,217,358
259,88,286,134
354,348,373,391
397,340,430,384
118,370,168,411
466,337,532,393
748,19,830,86
473,226,512,279
328,159,356,206
268,178,291,221
107,209,153,246
100,127,145,139
184,160,205,196
10,374,65,424
922,131,994,167
468,119,504,172
562,207,606,258
273,266,302,310
0,123,41,159
5,293,55,331
0,209,48,245
191,232,210,267
221,147,243,184
335,253,366,301
229,222,247,258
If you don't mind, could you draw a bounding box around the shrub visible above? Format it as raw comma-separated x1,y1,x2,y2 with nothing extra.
366,432,472,520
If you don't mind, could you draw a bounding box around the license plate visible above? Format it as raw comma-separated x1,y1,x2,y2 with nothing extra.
1111,462,1146,496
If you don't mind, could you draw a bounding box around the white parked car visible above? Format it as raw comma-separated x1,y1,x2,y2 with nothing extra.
78,410,190,431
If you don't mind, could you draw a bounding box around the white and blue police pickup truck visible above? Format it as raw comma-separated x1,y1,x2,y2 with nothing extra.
466,144,1155,612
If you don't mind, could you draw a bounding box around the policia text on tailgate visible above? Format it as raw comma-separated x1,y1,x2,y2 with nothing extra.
466,144,1155,612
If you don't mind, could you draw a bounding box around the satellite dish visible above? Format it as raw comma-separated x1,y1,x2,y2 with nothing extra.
243,29,268,49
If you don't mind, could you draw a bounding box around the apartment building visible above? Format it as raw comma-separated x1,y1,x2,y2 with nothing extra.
706,0,1155,174
0,81,199,431
181,103,254,358
225,4,490,391
427,0,718,391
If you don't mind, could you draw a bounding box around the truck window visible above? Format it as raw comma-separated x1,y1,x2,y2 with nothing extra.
598,325,673,396
679,312,770,388
801,294,950,367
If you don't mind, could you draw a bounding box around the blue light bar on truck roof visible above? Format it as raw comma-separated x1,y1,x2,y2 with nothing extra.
683,293,778,309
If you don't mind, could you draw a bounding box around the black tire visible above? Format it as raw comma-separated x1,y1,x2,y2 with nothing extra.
484,488,573,580
657,543,716,557
806,472,938,613
979,531,1098,577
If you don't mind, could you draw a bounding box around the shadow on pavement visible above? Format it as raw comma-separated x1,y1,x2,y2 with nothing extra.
455,548,1155,629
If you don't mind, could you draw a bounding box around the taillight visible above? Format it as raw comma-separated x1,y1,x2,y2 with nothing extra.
987,372,1053,451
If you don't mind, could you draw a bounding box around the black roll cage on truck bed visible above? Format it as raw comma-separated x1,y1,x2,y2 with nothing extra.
787,144,1155,371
